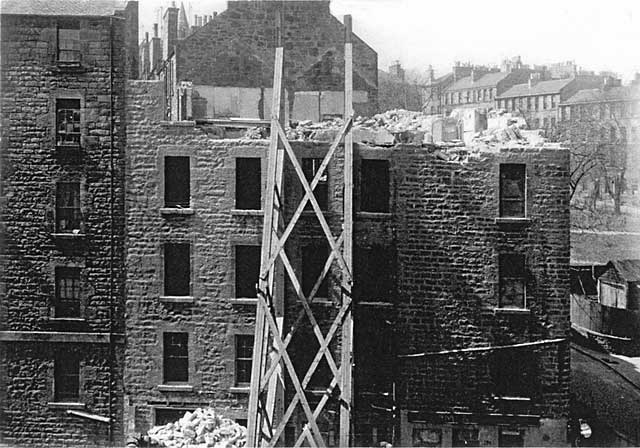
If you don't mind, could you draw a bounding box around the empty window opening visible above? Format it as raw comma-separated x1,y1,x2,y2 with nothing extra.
235,158,261,210
56,182,82,233
235,245,260,298
56,99,81,146
163,332,189,383
499,164,525,217
302,158,328,210
498,429,524,447
491,349,537,399
302,243,329,298
355,245,393,303
164,243,190,296
54,355,79,401
360,159,390,213
354,309,393,391
235,334,254,386
164,156,190,207
57,22,80,62
499,253,526,309
55,267,81,318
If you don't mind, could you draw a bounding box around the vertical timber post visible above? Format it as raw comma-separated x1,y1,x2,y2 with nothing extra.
247,8,285,447
340,14,354,448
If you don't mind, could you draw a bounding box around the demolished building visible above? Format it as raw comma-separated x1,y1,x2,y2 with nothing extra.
124,76,571,446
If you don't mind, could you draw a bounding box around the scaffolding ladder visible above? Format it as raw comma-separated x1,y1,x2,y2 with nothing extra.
246,15,355,448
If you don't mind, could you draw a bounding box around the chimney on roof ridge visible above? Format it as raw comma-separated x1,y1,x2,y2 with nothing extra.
153,23,158,37
528,72,541,89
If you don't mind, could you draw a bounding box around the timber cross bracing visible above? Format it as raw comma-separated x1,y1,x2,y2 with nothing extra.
247,15,355,448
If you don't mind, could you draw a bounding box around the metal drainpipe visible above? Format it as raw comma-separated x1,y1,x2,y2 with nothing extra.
108,15,115,443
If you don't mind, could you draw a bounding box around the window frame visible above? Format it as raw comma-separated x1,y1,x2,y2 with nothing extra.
499,164,526,218
56,21,81,64
234,334,254,386
55,98,82,147
301,242,330,299
163,332,189,384
55,181,83,234
54,266,82,318
498,253,527,309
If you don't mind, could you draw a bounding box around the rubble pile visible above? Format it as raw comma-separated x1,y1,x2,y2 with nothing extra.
145,408,247,448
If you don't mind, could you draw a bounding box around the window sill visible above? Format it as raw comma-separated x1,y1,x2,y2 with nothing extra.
230,298,258,305
495,217,531,225
157,384,194,392
493,396,532,402
358,301,394,307
46,317,86,323
160,207,195,216
48,402,85,410
493,307,530,315
229,386,250,394
54,62,84,72
160,296,195,304
296,298,334,306
356,211,392,219
231,209,263,216
52,232,86,240
301,210,330,216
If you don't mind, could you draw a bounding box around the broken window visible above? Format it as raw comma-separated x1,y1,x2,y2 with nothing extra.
499,253,526,308
491,348,536,398
55,267,81,318
302,158,328,210
355,245,393,303
54,355,79,401
235,158,261,210
302,242,329,298
235,245,260,298
164,156,190,207
57,22,80,62
163,332,189,383
499,164,526,217
235,334,254,386
164,243,190,296
56,182,82,233
360,159,390,213
56,99,81,146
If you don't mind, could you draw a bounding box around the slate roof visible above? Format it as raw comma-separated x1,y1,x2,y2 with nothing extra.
497,78,573,99
609,259,640,282
0,0,127,16
425,72,453,87
447,71,509,91
560,86,640,105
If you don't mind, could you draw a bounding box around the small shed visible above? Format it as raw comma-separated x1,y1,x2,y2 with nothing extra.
598,259,640,310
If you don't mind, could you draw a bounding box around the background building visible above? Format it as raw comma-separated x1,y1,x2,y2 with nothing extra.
0,0,138,445
140,0,378,121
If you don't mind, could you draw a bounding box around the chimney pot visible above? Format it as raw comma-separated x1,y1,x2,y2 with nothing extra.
153,23,158,37
145,31,149,42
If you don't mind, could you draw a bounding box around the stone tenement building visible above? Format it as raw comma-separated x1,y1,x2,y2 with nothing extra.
125,76,570,446
0,0,138,445
140,0,378,122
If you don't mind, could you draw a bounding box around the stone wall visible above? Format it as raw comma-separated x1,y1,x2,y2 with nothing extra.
126,79,570,446
0,9,133,446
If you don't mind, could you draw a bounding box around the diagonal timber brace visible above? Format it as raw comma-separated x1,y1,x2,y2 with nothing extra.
247,14,355,448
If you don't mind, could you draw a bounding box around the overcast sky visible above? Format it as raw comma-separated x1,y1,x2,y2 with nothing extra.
139,0,640,82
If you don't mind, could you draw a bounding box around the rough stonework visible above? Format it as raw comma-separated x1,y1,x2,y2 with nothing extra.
0,2,138,445
125,79,570,446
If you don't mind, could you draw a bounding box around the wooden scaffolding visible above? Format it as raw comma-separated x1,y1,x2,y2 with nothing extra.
246,15,355,448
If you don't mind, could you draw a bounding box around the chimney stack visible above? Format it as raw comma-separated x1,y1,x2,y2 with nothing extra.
145,31,149,42
153,23,158,38
162,5,179,60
